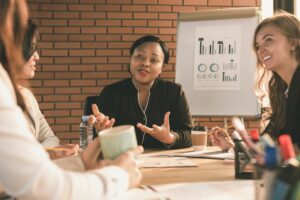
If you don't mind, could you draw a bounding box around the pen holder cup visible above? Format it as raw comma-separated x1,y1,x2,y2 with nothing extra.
234,139,253,179
254,165,300,200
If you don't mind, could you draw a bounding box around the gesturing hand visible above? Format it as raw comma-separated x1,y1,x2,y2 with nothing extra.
208,126,234,150
136,111,175,145
89,104,115,132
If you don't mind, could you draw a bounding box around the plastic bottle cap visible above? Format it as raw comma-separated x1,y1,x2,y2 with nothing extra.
278,134,295,161
82,115,89,123
249,129,259,141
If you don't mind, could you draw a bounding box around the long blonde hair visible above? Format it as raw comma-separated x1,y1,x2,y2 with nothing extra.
253,11,300,137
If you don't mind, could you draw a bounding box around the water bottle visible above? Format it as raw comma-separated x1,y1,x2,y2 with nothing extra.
79,115,93,149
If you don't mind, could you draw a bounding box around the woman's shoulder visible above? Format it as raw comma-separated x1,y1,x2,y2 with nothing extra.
102,78,131,93
156,79,182,90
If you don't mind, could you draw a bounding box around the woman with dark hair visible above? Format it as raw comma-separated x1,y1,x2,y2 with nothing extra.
91,35,192,149
0,0,143,199
19,20,80,159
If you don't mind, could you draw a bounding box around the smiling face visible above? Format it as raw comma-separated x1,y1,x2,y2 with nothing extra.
130,42,164,86
20,36,39,79
255,25,296,72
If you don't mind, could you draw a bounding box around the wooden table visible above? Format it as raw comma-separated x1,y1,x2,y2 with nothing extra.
141,147,235,185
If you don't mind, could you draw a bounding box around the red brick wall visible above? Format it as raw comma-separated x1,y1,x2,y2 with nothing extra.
28,0,261,144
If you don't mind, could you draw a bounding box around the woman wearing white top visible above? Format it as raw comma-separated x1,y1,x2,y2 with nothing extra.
0,0,143,199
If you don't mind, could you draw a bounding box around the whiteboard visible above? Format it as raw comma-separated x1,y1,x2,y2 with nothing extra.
175,8,261,117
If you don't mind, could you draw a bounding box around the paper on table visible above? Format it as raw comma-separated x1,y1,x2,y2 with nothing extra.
115,180,255,200
179,149,235,160
137,154,197,168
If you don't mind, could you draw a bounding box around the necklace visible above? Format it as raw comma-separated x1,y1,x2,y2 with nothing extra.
285,87,289,98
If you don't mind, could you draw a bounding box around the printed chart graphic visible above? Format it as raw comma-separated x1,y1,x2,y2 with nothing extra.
194,25,241,90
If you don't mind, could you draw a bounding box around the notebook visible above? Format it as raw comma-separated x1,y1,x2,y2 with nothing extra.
174,149,235,160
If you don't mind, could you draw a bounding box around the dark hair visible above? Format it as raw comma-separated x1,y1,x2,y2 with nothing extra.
130,35,169,64
23,19,38,61
0,0,28,111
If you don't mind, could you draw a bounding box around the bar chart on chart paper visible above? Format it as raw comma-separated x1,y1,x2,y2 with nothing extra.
193,25,241,90
198,38,237,55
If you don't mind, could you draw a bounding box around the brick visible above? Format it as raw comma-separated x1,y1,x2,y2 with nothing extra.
81,27,106,34
133,0,157,4
96,49,122,56
38,103,55,110
55,42,80,49
148,5,172,12
69,50,95,56
34,72,54,79
108,57,130,64
82,42,107,48
53,12,79,19
69,65,96,71
28,3,40,11
172,6,197,12
38,27,53,34
97,79,120,86
30,80,42,87
69,20,95,26
41,50,68,57
56,102,81,109
208,0,232,6
41,19,67,26
30,11,52,18
134,13,158,19
159,27,177,34
44,80,69,87
51,125,70,132
69,35,95,41
70,95,89,101
95,5,121,11
122,20,147,27
80,0,105,3
82,72,107,79
148,20,172,27
56,117,80,124
55,87,81,94
81,12,106,19
108,27,133,34
159,0,182,4
68,4,94,11
52,0,78,2
108,42,131,49
159,13,177,20
96,64,122,71
55,72,81,79
42,34,68,42
31,87,54,95
184,0,207,5
107,12,132,19
38,57,54,64
134,27,159,34
82,57,107,64
95,35,121,41
43,95,69,102
70,80,96,86
41,4,67,11
71,110,85,117
233,0,256,6
122,5,147,12
96,20,121,26
44,110,70,117
54,27,80,34
107,0,131,4
55,57,81,64
42,65,68,72
38,42,53,49
82,87,102,94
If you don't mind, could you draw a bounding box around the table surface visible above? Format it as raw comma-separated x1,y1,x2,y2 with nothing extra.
141,146,235,185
